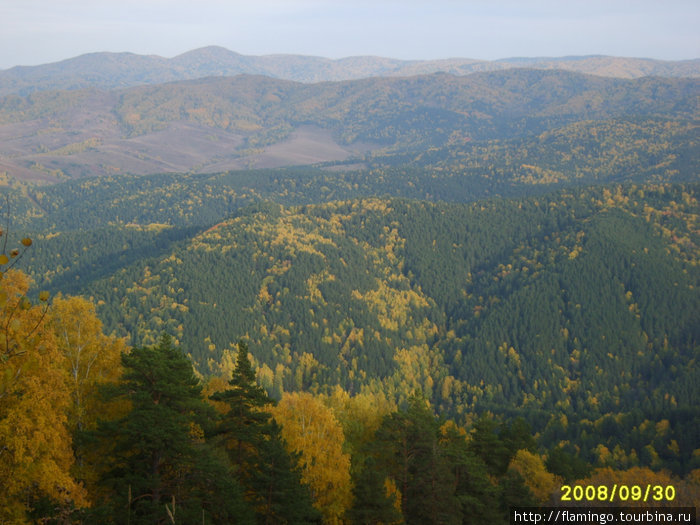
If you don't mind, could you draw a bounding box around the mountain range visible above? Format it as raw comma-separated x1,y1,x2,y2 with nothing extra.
2,46,700,97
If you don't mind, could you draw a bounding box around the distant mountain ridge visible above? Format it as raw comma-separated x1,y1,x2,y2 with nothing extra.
1,46,699,96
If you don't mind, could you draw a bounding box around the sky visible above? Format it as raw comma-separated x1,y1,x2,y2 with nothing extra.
1,0,699,70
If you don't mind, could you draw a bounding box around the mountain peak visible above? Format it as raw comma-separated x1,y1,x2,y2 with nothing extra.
173,46,243,60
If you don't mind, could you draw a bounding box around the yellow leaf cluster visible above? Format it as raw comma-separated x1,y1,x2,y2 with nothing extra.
0,271,88,520
508,450,561,503
271,392,352,524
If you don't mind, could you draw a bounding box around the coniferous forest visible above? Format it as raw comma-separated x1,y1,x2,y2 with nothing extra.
0,57,698,523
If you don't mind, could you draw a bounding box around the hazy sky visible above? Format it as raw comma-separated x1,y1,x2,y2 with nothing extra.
2,0,699,69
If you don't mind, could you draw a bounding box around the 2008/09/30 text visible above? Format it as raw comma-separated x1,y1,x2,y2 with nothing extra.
561,484,677,503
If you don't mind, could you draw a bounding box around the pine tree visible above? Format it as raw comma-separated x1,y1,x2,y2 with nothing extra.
252,420,321,524
374,394,461,525
440,422,501,525
347,455,402,525
95,334,253,524
212,341,319,524
467,415,511,476
211,341,273,472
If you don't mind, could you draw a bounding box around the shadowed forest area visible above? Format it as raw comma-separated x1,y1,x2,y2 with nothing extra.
0,61,698,523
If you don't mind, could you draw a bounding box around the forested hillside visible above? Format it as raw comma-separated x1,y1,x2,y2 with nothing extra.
13,182,699,480
1,51,698,523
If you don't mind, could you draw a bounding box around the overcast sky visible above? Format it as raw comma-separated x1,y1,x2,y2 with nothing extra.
1,0,699,70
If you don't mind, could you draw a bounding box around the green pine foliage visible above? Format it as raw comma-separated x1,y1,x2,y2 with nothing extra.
3,64,699,523
93,334,254,524
212,341,320,524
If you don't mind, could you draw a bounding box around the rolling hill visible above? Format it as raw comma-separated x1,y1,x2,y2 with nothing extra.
17,182,700,475
0,48,698,482
0,69,698,182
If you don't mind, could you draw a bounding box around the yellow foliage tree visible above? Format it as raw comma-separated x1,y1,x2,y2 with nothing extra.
49,295,128,500
325,386,395,459
0,270,88,522
271,391,352,524
50,295,126,433
508,449,561,503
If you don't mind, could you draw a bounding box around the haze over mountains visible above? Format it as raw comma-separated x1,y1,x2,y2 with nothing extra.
2,46,700,97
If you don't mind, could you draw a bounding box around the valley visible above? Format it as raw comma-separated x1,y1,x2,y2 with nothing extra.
1,48,698,523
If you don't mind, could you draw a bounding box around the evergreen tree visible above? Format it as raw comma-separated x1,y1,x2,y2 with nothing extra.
95,334,253,524
347,455,402,525
375,394,462,525
498,469,538,515
467,415,511,476
440,423,501,525
545,446,591,483
212,341,319,524
211,341,273,471
251,421,321,524
500,417,537,457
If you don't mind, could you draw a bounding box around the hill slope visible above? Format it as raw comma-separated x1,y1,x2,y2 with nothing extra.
19,183,697,472
1,70,698,182
22,185,698,407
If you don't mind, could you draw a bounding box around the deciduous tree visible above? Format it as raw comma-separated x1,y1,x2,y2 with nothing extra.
0,270,87,522
271,391,352,524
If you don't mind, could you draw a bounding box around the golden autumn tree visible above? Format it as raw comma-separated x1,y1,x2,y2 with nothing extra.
326,387,394,448
0,269,88,522
50,295,127,433
507,449,561,503
271,391,352,524
48,294,128,502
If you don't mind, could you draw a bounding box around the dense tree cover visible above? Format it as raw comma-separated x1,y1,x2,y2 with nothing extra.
0,284,319,523
2,65,698,523
9,182,699,480
89,334,254,524
3,318,698,522
1,265,698,522
0,228,120,521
